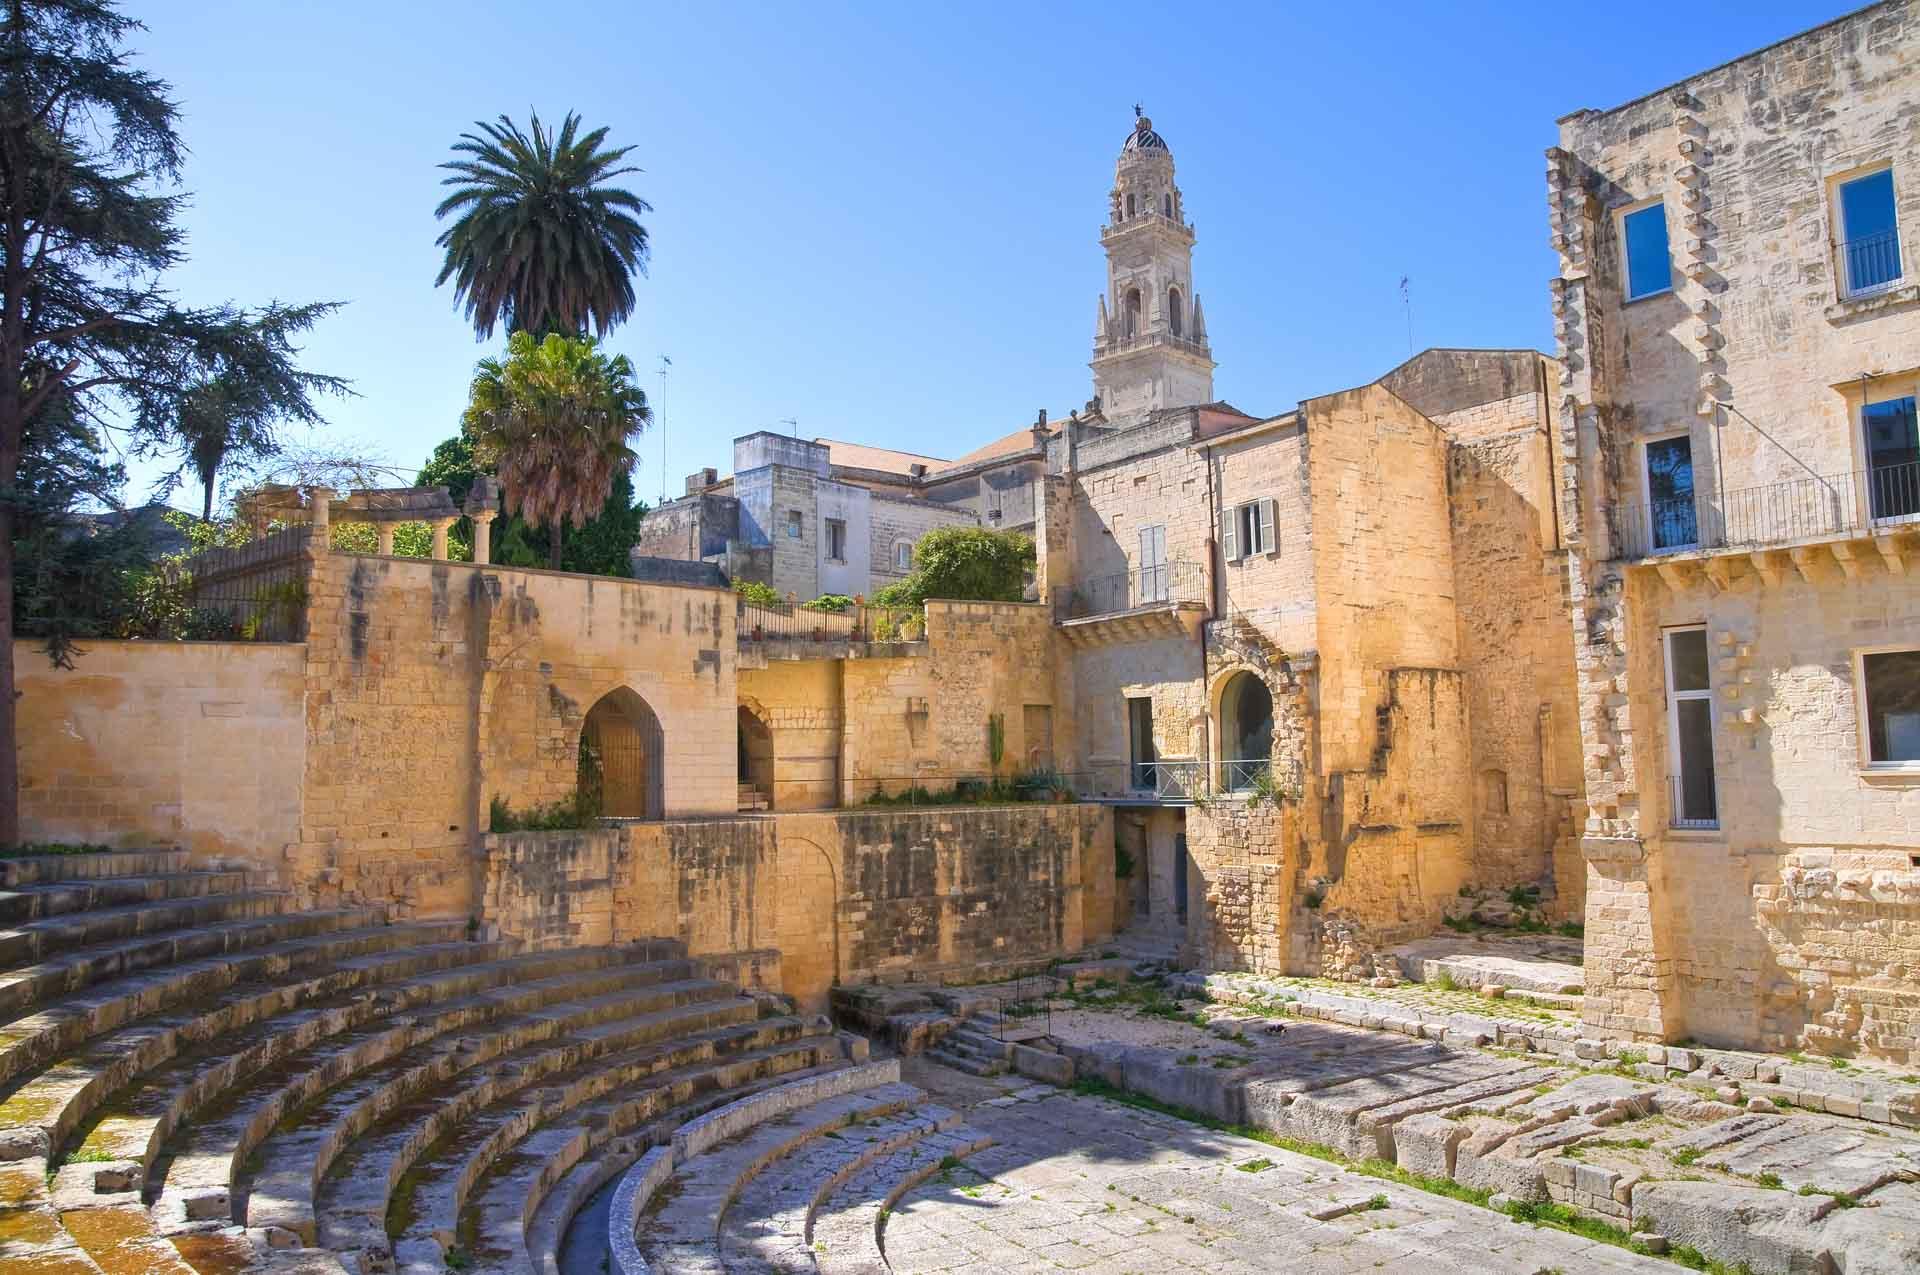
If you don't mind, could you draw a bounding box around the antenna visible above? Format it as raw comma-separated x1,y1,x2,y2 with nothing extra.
656,355,671,506
1399,276,1412,353
781,417,798,439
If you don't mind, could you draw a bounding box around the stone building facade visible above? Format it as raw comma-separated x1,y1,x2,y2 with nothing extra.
1549,0,1920,1058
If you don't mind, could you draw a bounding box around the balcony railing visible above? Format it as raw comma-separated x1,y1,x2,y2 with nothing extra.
1612,461,1920,560
737,599,922,645
1054,559,1207,621
1668,773,1718,831
1842,228,1904,298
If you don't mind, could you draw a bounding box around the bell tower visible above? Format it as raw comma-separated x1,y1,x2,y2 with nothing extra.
1091,107,1214,425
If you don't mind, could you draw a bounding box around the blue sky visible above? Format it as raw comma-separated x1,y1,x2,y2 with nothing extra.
127,0,1846,510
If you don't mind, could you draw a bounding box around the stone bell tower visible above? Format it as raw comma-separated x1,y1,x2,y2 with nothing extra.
1090,107,1214,425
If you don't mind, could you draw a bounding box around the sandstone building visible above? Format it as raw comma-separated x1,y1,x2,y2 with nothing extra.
1549,0,1920,1057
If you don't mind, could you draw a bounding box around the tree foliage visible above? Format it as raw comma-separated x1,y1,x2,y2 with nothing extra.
0,1,344,843
434,110,650,340
462,330,648,569
871,527,1035,609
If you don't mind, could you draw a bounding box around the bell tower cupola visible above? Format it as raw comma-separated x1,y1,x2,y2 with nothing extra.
1091,107,1214,425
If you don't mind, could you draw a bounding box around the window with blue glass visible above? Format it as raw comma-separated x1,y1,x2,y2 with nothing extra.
1864,394,1919,521
1622,202,1671,300
1839,168,1902,296
1645,433,1698,550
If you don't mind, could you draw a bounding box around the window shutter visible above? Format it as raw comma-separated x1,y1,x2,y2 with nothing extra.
1260,498,1279,554
1221,506,1238,562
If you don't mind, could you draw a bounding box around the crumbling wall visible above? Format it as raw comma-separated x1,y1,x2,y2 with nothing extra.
1755,862,1920,1064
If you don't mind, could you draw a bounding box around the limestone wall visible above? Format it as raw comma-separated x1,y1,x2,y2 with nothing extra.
15,641,305,864
737,659,844,810
865,491,977,589
1185,800,1294,975
481,804,1116,1009
1209,419,1315,652
294,551,735,918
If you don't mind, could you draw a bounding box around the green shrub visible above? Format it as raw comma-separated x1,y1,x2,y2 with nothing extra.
0,841,114,858
870,526,1033,610
733,579,781,606
488,792,601,832
802,593,855,612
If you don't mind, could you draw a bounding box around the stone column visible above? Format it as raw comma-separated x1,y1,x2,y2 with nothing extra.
430,518,455,561
308,486,334,536
471,511,496,564
376,523,396,556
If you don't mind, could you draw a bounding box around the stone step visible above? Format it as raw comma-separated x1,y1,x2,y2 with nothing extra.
0,871,254,927
297,989,772,1259
0,851,191,888
636,1079,920,1270
56,936,574,1174
472,1055,865,1275
242,982,750,1244
946,1027,1012,1057
809,1125,994,1275
0,1153,109,1275
6,927,484,1166
0,905,390,1028
0,891,296,969
924,1048,1004,1077
59,1203,200,1275
718,1103,962,1271
144,958,709,1235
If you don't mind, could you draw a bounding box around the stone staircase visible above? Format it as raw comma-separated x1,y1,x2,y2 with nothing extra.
0,849,881,1275
604,1061,991,1274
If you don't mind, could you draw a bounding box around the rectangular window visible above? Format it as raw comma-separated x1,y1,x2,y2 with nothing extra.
1138,523,1168,603
1665,627,1718,829
825,518,846,562
1839,167,1903,296
1223,498,1277,561
1645,434,1698,551
1622,202,1672,301
893,541,912,571
1861,649,1920,766
785,509,802,539
1863,394,1919,521
1127,697,1156,790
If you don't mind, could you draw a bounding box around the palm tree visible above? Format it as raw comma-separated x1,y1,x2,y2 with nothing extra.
434,111,651,340
463,331,647,569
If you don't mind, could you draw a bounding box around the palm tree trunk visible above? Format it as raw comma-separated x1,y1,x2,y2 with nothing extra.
548,520,563,571
201,475,214,523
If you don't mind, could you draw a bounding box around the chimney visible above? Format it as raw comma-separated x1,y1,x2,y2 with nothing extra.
684,467,718,495
909,462,928,479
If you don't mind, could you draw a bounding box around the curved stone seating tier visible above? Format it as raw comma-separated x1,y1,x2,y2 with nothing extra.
146,960,721,1236
355,1013,840,1270
806,1125,993,1275
0,868,252,926
0,850,196,888
0,889,295,969
5,925,482,1163
484,1044,859,1275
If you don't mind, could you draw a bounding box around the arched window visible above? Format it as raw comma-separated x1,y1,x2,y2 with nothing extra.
738,703,774,810
1218,672,1274,793
580,687,664,819
1168,286,1183,338
1124,288,1142,339
1126,192,1136,218
1163,192,1173,217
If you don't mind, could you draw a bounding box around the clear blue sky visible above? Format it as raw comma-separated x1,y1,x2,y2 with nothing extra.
127,0,1846,510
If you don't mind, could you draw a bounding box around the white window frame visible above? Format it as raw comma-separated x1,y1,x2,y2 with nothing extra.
785,509,802,539
1663,625,1719,832
1618,196,1673,303
1640,429,1699,553
824,517,847,564
1222,497,1278,562
1853,644,1920,774
893,540,913,571
1830,162,1904,300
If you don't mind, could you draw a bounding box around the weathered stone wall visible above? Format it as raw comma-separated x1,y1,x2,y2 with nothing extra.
1185,799,1293,975
737,659,844,810
865,491,978,589
1755,863,1920,1064
1209,419,1316,653
15,641,305,864
480,804,1116,1010
293,551,735,918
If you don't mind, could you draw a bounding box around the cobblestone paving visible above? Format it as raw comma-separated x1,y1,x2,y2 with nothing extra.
882,1058,1673,1275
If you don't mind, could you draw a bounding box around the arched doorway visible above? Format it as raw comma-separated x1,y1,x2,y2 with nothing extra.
1218,671,1274,792
579,687,663,819
738,703,774,811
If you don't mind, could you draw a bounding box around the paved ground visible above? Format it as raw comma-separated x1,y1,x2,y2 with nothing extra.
886,1058,1673,1274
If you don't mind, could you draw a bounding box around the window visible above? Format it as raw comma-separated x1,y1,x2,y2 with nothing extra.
1644,433,1698,551
1168,286,1183,338
825,518,846,562
1222,498,1277,561
1124,287,1141,338
1863,393,1919,521
785,509,802,539
1163,192,1172,217
1665,627,1718,829
1126,192,1136,218
1859,648,1920,767
1127,697,1156,790
1622,201,1672,301
1838,167,1903,296
1137,524,1168,603
893,541,912,571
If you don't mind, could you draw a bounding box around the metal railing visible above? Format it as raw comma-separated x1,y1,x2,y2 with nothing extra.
170,526,313,641
737,600,923,645
994,976,1053,1040
1612,461,1920,560
1842,228,1904,297
1217,758,1272,794
1053,558,1206,621
1668,773,1718,831
1131,759,1207,800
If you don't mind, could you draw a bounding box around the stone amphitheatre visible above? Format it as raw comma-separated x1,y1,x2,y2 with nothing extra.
6,4,1920,1275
